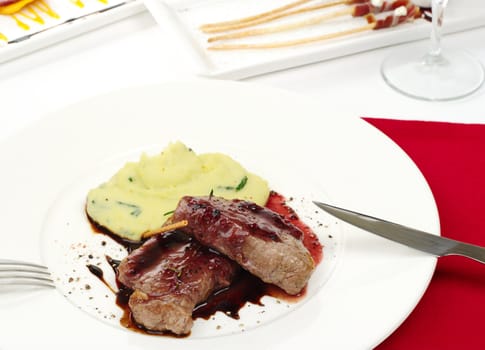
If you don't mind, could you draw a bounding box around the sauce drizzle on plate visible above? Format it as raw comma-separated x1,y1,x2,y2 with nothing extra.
87,191,321,336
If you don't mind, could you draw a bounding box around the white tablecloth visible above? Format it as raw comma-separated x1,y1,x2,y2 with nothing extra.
0,10,484,145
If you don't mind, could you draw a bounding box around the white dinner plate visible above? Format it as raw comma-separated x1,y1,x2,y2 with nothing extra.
0,80,439,350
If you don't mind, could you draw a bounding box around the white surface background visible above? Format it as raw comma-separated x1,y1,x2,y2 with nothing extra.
0,8,484,145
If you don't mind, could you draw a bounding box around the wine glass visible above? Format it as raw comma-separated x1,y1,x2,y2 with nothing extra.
381,0,484,101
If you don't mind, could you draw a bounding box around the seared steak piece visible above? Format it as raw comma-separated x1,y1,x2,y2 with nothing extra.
117,231,238,335
171,196,315,295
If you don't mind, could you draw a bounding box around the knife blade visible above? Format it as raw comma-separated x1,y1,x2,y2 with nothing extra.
313,201,485,264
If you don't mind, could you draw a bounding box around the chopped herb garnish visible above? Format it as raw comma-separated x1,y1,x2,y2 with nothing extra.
128,177,134,182
217,176,248,192
167,267,183,278
163,210,175,216
209,189,214,198
235,176,248,191
116,201,142,217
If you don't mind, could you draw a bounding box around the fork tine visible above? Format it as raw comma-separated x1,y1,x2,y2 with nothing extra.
0,259,54,288
0,266,51,275
0,269,52,277
0,259,49,270
0,276,55,288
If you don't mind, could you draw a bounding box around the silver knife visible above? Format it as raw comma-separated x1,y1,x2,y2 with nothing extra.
313,201,485,264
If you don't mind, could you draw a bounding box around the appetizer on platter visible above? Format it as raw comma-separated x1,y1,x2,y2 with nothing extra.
0,0,36,15
200,0,423,50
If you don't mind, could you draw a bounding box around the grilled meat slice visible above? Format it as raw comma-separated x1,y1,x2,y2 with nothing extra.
171,196,315,295
117,231,238,335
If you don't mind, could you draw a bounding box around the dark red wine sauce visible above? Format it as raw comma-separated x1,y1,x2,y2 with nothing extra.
265,191,323,264
86,191,321,336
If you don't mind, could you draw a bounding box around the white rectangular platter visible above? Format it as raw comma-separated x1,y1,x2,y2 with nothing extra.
0,0,484,79
146,0,485,79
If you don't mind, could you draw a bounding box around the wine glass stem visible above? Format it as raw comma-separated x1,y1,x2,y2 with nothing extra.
429,0,448,59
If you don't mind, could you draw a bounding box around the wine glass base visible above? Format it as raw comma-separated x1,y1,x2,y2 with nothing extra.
381,47,485,101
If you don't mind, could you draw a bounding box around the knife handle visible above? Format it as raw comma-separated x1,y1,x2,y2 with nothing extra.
447,242,485,264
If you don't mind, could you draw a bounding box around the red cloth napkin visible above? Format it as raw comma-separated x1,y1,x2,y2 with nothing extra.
363,118,485,350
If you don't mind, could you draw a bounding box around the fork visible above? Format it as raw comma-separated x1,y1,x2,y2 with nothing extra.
0,259,54,288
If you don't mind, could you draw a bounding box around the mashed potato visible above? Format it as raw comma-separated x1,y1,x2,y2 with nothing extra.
86,141,270,241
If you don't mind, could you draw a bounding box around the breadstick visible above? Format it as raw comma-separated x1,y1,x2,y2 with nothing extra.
201,0,368,34
208,23,375,50
200,0,315,32
201,0,350,34
208,4,421,50
208,7,353,42
201,0,371,33
208,0,409,43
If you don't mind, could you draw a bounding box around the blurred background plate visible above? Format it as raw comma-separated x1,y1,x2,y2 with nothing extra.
147,0,485,79
0,0,144,63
